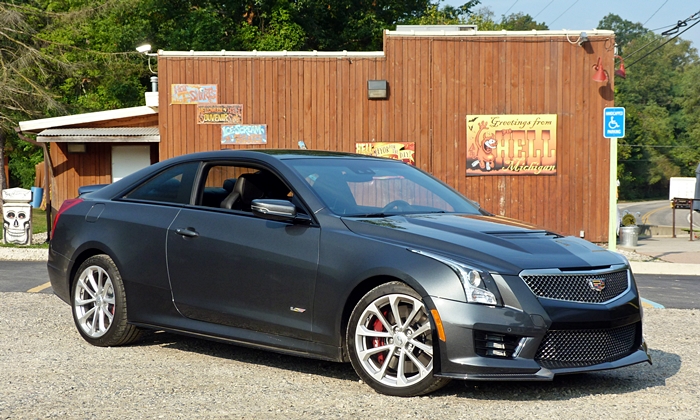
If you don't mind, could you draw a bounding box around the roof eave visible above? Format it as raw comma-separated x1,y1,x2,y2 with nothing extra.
19,106,158,134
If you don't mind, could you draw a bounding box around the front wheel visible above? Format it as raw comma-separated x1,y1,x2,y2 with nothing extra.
346,282,450,396
71,255,142,346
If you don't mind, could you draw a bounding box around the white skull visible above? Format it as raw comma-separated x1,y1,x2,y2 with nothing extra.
3,206,31,245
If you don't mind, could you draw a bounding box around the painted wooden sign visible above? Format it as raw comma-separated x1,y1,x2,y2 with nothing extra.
466,114,557,176
171,84,218,105
197,104,243,124
221,125,267,144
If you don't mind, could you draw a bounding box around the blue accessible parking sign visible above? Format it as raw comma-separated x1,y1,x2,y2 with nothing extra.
604,107,625,138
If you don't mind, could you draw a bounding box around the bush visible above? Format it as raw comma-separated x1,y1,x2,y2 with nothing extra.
621,213,637,227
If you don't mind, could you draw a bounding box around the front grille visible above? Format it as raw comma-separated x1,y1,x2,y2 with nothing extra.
521,269,629,303
535,323,638,369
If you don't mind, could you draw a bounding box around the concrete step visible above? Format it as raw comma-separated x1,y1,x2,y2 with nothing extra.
638,224,698,238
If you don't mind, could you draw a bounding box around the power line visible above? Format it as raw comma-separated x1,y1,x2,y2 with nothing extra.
504,0,519,16
643,0,669,25
548,0,580,27
533,0,555,19
627,16,700,68
650,23,677,32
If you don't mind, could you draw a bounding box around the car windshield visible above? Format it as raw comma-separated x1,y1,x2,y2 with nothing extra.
285,157,481,216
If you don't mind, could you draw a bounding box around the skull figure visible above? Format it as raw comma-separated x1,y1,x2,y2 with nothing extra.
3,206,31,245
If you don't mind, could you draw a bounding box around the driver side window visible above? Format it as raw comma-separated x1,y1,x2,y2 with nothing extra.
196,164,297,213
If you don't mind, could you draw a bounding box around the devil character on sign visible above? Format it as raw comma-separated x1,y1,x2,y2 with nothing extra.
469,120,497,171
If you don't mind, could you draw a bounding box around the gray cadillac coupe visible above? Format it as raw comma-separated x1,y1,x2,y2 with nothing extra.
49,150,650,396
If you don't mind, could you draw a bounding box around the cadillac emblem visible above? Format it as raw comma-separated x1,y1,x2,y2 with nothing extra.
588,278,606,292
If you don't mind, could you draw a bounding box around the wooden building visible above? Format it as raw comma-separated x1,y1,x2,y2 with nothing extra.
19,28,617,242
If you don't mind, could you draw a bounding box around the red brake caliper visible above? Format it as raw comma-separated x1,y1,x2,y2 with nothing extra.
372,312,388,364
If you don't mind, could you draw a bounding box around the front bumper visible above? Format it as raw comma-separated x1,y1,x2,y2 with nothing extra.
430,272,651,380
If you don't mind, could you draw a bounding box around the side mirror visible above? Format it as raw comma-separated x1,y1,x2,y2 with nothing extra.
251,199,299,222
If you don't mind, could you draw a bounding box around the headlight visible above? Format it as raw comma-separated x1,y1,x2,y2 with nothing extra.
410,249,499,305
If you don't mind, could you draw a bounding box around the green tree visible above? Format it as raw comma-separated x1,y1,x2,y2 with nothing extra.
598,13,649,49
406,0,480,25
599,15,700,199
466,7,547,31
0,1,68,193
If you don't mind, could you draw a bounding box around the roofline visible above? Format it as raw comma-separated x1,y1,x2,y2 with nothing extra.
385,29,615,38
158,29,616,59
18,106,158,134
157,50,385,58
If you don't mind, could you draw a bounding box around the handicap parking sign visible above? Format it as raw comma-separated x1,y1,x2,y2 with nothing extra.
604,107,625,138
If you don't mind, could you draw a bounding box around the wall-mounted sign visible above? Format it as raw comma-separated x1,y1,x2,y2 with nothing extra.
466,114,557,176
171,84,218,105
604,107,625,138
222,125,267,144
197,104,243,124
355,142,415,165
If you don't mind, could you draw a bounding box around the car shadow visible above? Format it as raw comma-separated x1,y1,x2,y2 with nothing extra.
133,333,680,399
132,330,358,381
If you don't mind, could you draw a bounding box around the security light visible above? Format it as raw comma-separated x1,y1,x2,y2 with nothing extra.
136,44,152,54
577,32,589,47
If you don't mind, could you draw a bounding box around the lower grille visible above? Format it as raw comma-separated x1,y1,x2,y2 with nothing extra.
535,323,638,369
474,331,522,358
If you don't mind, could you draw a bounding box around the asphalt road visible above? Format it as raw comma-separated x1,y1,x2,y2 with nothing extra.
1,261,698,309
0,261,52,294
619,200,700,229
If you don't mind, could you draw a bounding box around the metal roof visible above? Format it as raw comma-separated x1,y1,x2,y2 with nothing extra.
36,127,160,143
19,106,158,133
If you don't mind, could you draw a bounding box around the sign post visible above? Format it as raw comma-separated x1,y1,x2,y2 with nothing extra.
604,107,625,251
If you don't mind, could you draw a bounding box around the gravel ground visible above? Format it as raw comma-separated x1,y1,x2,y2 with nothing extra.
0,233,48,262
0,293,698,419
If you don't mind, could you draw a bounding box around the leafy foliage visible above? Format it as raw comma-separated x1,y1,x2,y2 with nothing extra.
599,14,700,199
466,6,548,31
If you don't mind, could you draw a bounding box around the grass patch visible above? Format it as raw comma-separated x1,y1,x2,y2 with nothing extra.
0,208,49,248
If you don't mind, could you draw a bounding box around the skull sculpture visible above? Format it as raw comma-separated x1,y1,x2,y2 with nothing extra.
3,206,31,245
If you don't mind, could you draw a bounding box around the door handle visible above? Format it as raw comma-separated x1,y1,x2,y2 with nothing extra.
175,228,199,238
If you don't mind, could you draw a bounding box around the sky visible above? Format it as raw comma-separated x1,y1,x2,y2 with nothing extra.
443,0,700,48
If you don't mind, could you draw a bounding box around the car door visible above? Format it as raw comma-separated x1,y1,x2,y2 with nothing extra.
166,163,320,340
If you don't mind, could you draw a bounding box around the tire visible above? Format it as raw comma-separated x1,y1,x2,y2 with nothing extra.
71,255,142,346
346,281,450,396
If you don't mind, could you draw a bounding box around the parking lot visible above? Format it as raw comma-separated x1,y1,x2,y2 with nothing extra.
1,292,698,419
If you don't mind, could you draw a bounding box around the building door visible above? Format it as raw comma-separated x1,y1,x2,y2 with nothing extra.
111,145,151,182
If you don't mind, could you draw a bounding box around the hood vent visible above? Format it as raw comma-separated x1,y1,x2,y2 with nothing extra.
488,231,560,239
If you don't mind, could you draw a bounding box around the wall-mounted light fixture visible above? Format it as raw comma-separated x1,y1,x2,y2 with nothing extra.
614,55,627,78
367,80,388,99
592,57,608,83
136,43,158,74
67,143,87,153
577,32,589,47
136,44,152,54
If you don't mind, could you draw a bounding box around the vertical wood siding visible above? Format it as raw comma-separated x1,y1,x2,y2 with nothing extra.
49,115,158,208
156,35,613,241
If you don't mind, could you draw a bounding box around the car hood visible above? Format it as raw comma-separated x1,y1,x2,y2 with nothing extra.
341,214,626,275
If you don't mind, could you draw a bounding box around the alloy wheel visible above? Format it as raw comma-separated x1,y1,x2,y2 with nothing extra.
353,293,435,388
73,265,116,338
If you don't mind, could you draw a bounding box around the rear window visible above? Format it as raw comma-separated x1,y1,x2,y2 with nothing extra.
124,162,199,204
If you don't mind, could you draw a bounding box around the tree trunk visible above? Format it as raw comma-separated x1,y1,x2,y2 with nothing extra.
0,129,6,212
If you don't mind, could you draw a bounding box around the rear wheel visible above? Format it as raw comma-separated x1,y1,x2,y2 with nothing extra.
346,282,450,396
71,255,141,346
